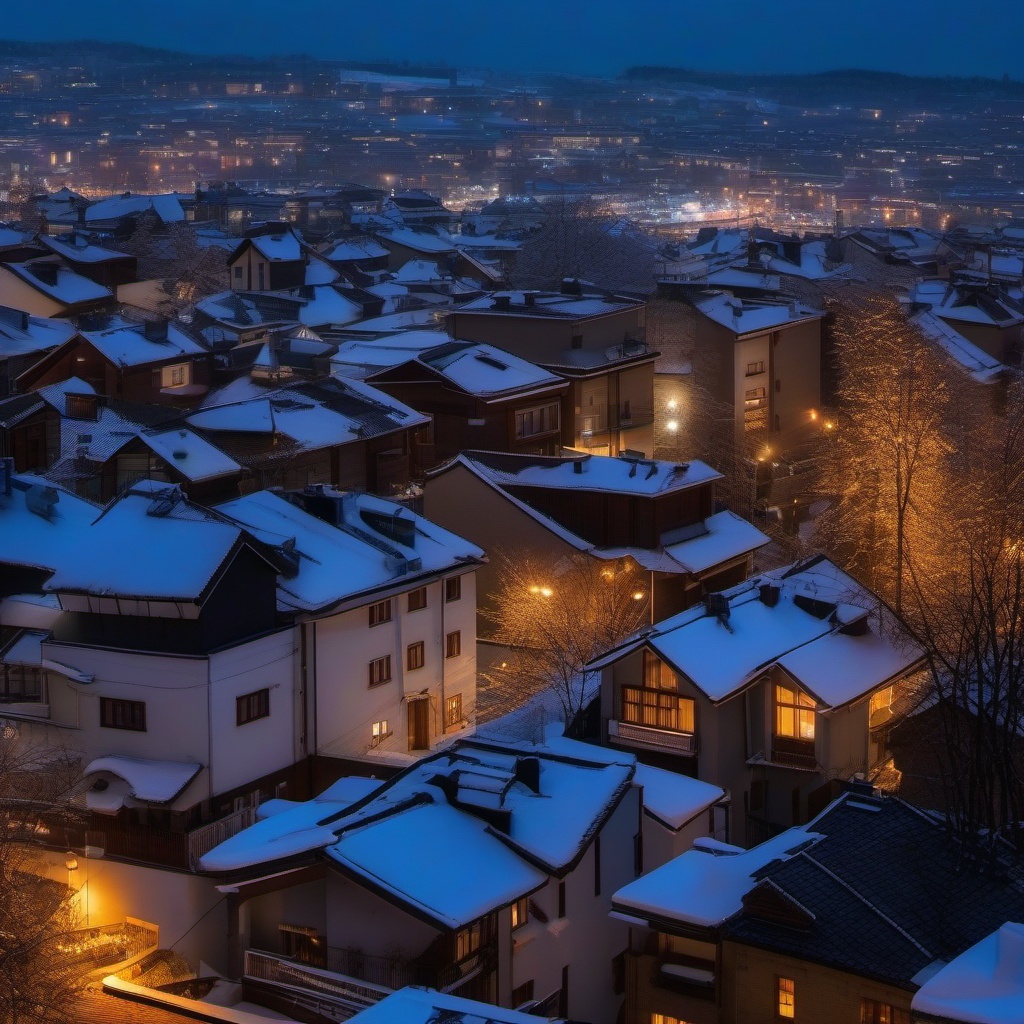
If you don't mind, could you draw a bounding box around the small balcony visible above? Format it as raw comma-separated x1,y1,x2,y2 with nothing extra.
610,720,696,755
770,736,817,769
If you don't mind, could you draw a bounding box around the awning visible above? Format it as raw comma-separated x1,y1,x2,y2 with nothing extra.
83,755,203,807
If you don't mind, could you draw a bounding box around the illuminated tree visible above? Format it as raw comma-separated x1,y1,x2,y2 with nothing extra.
812,288,954,612
509,196,656,294
481,552,651,727
0,739,86,1024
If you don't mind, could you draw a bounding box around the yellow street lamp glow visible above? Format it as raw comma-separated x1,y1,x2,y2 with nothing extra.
666,399,678,411
632,591,645,601
666,419,679,432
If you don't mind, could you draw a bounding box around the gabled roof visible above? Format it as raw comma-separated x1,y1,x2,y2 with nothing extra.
0,306,75,360
724,794,1024,988
201,738,634,929
373,341,564,400
78,319,207,367
590,556,924,706
456,290,643,319
44,480,250,602
233,230,304,263
38,234,132,264
320,236,391,263
84,193,185,224
3,260,112,307
694,292,824,334
215,488,483,614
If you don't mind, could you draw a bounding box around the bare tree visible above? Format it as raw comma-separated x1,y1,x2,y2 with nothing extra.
0,738,87,1024
510,196,656,294
481,552,651,726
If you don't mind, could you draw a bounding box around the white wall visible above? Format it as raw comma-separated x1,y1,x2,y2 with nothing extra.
310,571,478,761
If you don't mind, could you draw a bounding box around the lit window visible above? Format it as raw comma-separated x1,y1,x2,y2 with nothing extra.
369,599,392,627
860,999,909,1024
445,630,461,659
371,719,389,745
407,587,427,612
406,641,425,671
445,693,463,729
777,977,795,1019
511,896,529,930
775,684,816,740
622,686,695,733
160,363,191,388
236,688,269,725
445,576,462,603
456,920,483,960
368,655,392,687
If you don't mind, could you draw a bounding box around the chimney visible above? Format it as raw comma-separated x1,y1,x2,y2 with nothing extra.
493,294,511,310
524,291,536,307
759,583,781,607
561,278,582,296
143,319,169,343
514,757,541,794
573,460,584,474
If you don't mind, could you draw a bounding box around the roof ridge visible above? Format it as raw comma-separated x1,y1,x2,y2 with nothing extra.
797,849,933,959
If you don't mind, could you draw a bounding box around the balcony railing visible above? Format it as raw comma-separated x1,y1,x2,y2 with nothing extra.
187,805,258,870
771,736,818,769
610,720,696,754
328,941,497,994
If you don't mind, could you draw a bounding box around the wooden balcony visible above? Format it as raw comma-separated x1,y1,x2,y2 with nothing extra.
610,720,696,755
771,735,817,769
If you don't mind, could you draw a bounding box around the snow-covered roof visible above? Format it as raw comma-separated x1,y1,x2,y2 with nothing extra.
612,827,821,928
457,290,642,319
80,320,207,367
375,228,456,255
44,480,246,601
84,755,202,804
911,310,1005,383
634,763,724,831
330,330,448,379
0,307,76,360
0,472,98,575
268,285,363,329
591,556,924,706
245,232,303,262
694,292,823,334
320,237,390,262
84,193,185,224
215,489,483,613
758,239,852,281
907,280,1024,326
454,450,721,497
348,986,552,1024
911,923,1024,1024
660,510,770,574
39,234,131,264
202,739,633,929
188,377,427,451
5,260,112,306
139,429,242,483
340,308,445,335
390,341,564,399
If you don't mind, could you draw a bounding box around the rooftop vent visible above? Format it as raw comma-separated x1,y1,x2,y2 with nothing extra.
759,583,781,607
143,320,169,343
493,294,511,310
25,483,59,521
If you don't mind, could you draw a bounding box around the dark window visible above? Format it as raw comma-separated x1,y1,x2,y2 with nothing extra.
557,881,566,919
633,831,643,876
746,360,765,375
445,630,461,659
515,402,560,440
369,599,392,627
571,334,583,349
233,266,243,279
594,834,602,896
445,693,463,729
511,980,534,1006
368,655,392,687
407,587,427,612
1,665,43,702
445,576,462,602
100,697,146,732
236,688,269,725
558,965,569,1019
406,641,425,671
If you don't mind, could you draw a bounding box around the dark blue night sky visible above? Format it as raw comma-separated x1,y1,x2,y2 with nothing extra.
4,0,1021,79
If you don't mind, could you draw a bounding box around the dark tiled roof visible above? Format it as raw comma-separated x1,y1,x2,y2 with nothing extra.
0,392,44,428
727,796,1024,986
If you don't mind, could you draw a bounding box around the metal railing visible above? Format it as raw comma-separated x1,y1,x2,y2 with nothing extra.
187,805,258,870
612,720,696,754
244,949,389,1021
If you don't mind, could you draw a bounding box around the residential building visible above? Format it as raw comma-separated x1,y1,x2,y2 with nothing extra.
200,736,642,1024
37,232,138,289
228,225,313,292
423,450,768,625
589,555,926,843
0,258,114,318
187,375,428,495
610,790,1024,1024
215,485,484,764
365,340,573,465
16,316,213,406
690,292,826,451
447,287,656,456
0,304,75,396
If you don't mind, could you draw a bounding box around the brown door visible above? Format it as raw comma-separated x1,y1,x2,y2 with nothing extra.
408,699,430,751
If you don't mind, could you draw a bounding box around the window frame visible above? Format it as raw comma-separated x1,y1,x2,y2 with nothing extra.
369,598,393,627
100,697,146,732
445,630,461,659
621,685,695,734
777,976,795,1020
511,896,529,930
368,655,392,688
371,719,390,745
445,693,463,729
160,362,192,389
445,576,462,603
236,688,270,726
514,401,560,440
406,641,425,672
775,683,816,741
407,587,427,612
